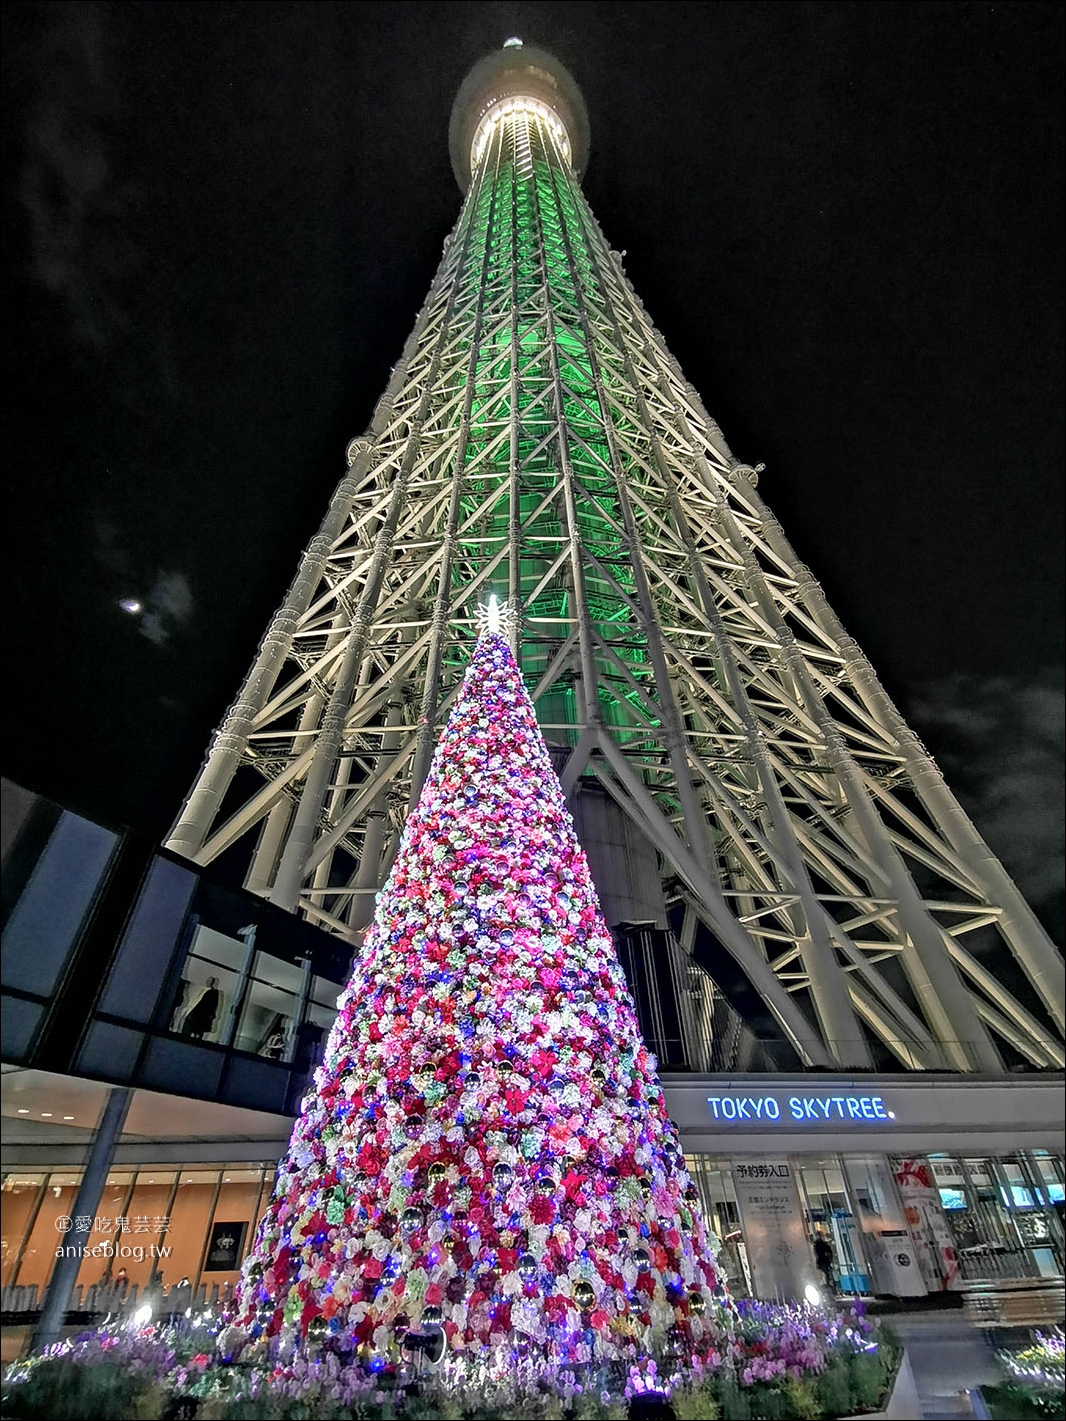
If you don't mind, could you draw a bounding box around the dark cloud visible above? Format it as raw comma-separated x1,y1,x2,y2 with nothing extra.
910,672,1065,905
92,519,194,646
16,2,135,351
138,571,194,647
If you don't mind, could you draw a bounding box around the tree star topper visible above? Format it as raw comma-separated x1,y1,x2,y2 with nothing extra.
476,594,518,638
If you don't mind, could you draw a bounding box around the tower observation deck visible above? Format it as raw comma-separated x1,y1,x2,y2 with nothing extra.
167,42,1064,1075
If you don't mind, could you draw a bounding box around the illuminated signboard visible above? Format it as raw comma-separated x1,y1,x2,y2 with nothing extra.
705,1094,897,1124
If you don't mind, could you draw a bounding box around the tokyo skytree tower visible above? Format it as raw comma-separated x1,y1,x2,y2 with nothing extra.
167,42,1063,1075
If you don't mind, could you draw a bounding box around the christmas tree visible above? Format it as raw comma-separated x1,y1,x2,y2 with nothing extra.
235,617,722,1369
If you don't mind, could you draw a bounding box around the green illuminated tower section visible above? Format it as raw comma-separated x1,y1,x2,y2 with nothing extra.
454,92,646,739
168,43,1064,1075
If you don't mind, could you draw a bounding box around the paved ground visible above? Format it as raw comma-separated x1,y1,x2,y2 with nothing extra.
879,1311,1001,1420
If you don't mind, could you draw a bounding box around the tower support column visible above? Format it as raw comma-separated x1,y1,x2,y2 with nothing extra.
32,1087,132,1353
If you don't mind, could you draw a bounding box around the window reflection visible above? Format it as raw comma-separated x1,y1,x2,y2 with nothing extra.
1,1174,46,1286
684,1154,751,1296
136,861,359,1069
170,923,251,1044
796,1158,870,1295
234,951,304,1061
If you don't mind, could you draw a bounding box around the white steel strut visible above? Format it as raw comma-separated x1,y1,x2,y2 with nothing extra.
167,58,1064,1075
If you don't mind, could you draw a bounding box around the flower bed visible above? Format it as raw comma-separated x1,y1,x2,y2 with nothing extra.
980,1331,1066,1421
2,1301,901,1420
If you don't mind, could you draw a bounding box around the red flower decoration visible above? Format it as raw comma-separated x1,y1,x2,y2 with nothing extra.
561,1170,586,1204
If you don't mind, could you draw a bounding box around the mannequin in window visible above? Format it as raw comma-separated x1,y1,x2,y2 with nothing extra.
169,979,192,1032
261,1028,287,1059
182,977,222,1039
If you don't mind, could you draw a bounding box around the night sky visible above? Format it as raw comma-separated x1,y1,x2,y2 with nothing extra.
2,2,1062,937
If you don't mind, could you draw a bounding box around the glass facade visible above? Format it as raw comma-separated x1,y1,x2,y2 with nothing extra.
684,1155,751,1294
103,868,349,1070
928,1151,1065,1280
2,781,353,1118
162,917,342,1069
795,1157,869,1294
1,1164,276,1302
3,1150,1063,1308
682,1150,1065,1300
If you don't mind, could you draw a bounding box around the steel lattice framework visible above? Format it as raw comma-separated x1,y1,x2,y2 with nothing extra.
167,49,1064,1075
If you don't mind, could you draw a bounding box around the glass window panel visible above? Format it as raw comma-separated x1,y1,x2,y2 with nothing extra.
1032,1155,1065,1204
683,1154,750,1295
939,1188,967,1211
997,1158,1037,1207
253,955,305,994
15,1173,82,1292
947,1157,1019,1269
1,1174,46,1286
185,924,250,974
168,1170,222,1290
99,857,197,1022
962,1159,994,1189
233,951,303,1059
172,925,245,1042
9,1165,292,1298
1,812,118,997
203,1170,262,1292
308,974,341,1030
106,1171,177,1293
72,1172,137,1290
795,1158,870,1295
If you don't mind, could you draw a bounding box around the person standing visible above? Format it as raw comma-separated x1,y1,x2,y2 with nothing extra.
182,977,222,1040
813,1232,835,1291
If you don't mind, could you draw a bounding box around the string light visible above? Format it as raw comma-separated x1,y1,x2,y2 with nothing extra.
230,625,721,1367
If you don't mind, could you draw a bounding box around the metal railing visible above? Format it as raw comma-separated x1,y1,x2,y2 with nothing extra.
0,1279,232,1321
